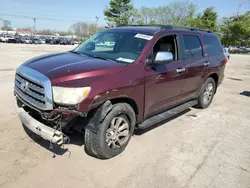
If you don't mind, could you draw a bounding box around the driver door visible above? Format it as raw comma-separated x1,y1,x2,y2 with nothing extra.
144,34,186,118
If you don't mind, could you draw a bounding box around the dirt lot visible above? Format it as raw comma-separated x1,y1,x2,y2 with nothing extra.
0,43,250,188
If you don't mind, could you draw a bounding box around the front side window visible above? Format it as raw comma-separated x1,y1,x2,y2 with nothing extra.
183,35,203,59
152,35,178,61
73,30,150,64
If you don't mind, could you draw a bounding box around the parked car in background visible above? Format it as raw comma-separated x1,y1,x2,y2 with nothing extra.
40,39,46,44
0,35,13,43
14,25,227,159
24,37,32,44
45,38,54,44
14,37,25,44
223,48,230,60
7,37,17,43
229,46,249,54
31,38,42,44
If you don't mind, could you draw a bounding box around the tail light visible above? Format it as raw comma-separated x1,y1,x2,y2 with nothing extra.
222,57,228,64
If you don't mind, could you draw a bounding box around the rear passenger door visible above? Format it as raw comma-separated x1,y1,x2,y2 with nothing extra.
179,34,207,100
203,35,225,77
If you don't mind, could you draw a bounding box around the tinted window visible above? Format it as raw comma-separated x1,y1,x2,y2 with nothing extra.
203,35,222,55
183,35,203,59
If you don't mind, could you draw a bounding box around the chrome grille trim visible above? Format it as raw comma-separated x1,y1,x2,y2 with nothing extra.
15,80,45,101
15,74,44,94
15,65,53,110
15,86,45,109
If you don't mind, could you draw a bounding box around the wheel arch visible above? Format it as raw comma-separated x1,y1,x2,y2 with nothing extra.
89,96,139,123
208,73,219,93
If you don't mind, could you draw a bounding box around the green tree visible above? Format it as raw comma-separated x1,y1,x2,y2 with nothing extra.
220,11,250,46
189,7,218,32
104,0,134,26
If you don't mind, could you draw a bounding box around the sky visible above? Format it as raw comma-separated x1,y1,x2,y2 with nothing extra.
0,0,249,31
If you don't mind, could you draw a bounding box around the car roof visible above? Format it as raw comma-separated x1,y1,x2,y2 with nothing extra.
109,25,214,36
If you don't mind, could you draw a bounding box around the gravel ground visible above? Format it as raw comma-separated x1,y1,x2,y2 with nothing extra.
0,43,250,188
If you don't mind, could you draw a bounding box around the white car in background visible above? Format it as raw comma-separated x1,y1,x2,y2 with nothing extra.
0,35,13,42
223,48,230,60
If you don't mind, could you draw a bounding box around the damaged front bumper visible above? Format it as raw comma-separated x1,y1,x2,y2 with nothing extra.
17,107,64,145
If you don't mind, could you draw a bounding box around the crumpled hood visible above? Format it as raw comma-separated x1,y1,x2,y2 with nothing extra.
23,52,127,85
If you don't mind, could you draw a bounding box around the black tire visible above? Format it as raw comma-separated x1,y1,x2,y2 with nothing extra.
84,103,136,159
196,77,216,109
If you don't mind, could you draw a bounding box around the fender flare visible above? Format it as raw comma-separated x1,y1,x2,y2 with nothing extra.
85,100,113,133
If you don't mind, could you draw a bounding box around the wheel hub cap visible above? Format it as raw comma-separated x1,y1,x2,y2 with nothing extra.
106,116,130,149
203,82,214,105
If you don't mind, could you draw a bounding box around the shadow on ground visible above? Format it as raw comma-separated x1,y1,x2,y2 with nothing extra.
240,91,250,97
134,109,191,135
22,124,85,157
22,108,193,157
227,77,243,81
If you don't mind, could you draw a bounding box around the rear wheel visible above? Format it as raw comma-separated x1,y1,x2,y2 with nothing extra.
196,77,216,109
84,103,136,159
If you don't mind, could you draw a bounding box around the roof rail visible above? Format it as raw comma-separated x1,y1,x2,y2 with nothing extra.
162,25,212,33
117,24,165,27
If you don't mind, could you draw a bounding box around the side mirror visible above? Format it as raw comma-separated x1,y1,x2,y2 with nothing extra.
154,52,173,65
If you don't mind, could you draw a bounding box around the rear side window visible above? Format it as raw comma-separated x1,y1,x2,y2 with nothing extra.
203,35,223,56
183,35,203,59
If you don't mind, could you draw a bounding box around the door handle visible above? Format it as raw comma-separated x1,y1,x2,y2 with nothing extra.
204,61,210,66
176,68,186,73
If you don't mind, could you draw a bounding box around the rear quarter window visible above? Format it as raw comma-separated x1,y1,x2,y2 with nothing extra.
183,35,203,59
203,35,223,56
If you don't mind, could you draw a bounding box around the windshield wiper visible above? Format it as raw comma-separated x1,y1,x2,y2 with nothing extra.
70,51,116,62
69,51,83,55
92,55,115,62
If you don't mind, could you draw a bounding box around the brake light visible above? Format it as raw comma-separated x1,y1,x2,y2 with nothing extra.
223,57,228,64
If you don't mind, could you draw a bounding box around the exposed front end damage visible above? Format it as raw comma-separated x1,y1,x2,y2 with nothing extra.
17,107,64,145
15,96,86,145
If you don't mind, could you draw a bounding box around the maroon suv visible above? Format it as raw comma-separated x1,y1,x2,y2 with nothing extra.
14,25,227,159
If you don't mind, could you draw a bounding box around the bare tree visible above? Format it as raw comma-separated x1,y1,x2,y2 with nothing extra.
136,1,196,26
237,0,250,18
70,22,98,41
3,20,11,34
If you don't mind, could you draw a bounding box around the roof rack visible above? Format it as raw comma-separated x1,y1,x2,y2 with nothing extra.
115,24,212,33
117,24,165,27
162,25,211,33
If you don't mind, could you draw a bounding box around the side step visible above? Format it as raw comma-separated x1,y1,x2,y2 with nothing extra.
138,100,198,129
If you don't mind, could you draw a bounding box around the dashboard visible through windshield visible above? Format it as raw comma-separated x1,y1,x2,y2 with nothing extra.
73,30,152,64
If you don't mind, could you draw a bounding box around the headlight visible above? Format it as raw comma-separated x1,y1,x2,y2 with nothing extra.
52,86,91,105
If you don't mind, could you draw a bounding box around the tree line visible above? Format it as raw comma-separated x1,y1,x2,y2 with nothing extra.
1,0,249,46
104,0,250,47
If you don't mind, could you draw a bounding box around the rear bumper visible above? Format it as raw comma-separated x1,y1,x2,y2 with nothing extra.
17,107,64,145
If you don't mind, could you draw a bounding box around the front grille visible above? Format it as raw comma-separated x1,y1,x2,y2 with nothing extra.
14,66,53,111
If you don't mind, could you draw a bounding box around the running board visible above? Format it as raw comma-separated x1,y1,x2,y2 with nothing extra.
138,100,198,129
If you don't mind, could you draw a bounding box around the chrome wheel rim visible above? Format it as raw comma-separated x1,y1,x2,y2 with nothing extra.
203,82,214,105
106,116,130,149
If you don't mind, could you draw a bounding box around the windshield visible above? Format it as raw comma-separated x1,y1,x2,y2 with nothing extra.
73,30,150,64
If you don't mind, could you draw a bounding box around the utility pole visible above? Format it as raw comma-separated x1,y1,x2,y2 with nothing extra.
95,16,100,27
33,17,36,36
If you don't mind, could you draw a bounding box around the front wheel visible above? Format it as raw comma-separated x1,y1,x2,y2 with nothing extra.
196,77,216,109
84,103,136,159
